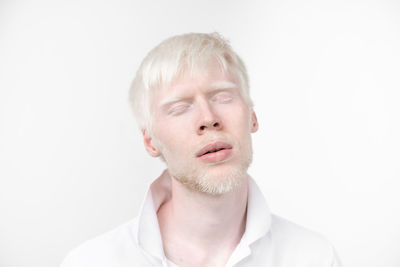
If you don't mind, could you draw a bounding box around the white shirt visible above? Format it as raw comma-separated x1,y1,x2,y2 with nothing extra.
61,170,342,267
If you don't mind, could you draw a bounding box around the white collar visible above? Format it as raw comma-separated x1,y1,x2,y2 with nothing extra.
134,170,271,264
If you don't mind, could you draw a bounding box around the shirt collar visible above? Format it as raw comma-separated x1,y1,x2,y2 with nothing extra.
243,176,271,245
133,170,271,262
135,170,171,261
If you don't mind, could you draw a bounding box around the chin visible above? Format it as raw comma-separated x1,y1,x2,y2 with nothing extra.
172,156,252,196
198,167,248,195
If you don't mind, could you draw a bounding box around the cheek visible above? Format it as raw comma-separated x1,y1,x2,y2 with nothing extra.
153,126,190,155
226,105,252,131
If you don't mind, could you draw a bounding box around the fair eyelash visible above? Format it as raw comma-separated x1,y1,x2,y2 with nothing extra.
212,93,233,103
168,92,234,116
169,103,191,115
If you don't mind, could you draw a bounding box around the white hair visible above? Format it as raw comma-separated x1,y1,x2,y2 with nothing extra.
129,32,253,133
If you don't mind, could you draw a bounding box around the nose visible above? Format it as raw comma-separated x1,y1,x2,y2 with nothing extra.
197,101,222,135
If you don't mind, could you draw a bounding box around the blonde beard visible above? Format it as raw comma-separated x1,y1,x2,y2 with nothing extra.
157,138,253,196
173,160,251,195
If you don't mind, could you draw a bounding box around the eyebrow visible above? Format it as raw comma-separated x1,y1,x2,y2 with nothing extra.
210,81,238,90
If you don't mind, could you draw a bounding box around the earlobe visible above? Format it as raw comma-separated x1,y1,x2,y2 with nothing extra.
142,129,161,157
251,112,259,133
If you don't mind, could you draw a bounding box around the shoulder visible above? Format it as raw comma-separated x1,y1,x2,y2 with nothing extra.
60,218,146,267
268,215,342,266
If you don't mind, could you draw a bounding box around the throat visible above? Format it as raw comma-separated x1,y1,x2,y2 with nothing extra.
158,176,249,242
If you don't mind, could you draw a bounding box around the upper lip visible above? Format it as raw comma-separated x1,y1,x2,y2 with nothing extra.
196,141,233,157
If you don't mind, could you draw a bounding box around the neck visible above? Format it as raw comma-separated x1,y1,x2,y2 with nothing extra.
157,174,248,266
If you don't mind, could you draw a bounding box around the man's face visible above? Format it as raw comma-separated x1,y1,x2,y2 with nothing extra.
144,63,258,195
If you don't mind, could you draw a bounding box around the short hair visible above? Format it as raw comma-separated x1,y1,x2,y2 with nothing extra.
129,32,253,132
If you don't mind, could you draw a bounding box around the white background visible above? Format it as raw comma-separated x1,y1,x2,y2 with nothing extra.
1,0,399,266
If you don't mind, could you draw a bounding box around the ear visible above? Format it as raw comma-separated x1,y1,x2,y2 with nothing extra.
142,129,161,157
251,111,259,133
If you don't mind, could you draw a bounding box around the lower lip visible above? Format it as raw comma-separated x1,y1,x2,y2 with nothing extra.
198,149,233,163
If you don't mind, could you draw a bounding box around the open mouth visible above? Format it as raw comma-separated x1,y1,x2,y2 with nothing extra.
203,148,225,155
196,141,233,158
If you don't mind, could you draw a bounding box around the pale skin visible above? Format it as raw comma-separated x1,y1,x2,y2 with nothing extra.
142,63,258,267
156,173,248,267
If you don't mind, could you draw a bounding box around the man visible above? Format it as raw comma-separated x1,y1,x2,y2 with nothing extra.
61,33,342,267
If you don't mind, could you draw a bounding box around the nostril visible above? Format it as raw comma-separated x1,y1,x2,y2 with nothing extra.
199,121,220,132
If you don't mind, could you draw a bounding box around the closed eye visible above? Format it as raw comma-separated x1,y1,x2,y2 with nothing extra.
168,103,191,115
211,92,234,103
